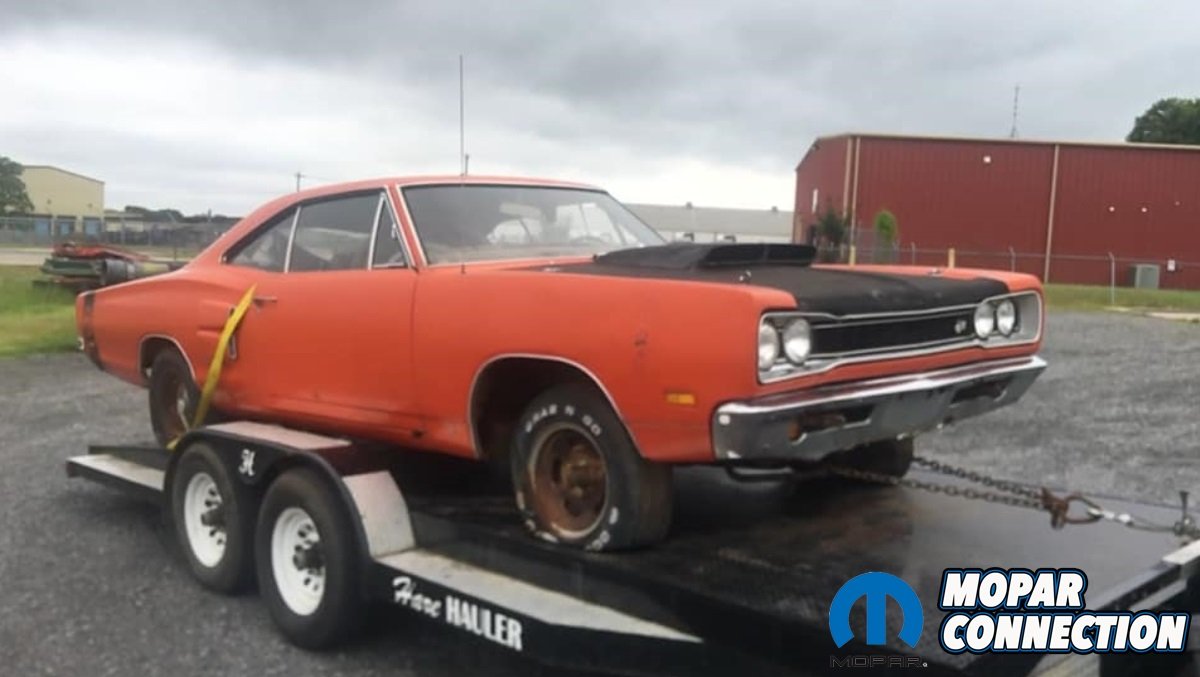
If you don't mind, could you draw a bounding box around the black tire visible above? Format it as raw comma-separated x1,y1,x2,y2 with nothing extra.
256,468,363,649
827,438,915,478
170,442,257,594
511,384,672,551
148,349,201,448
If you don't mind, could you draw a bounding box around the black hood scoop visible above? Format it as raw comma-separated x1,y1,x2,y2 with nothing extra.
594,243,816,270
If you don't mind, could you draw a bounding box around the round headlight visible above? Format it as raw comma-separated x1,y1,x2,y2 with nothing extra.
995,299,1017,335
782,319,812,364
757,323,780,370
973,302,995,338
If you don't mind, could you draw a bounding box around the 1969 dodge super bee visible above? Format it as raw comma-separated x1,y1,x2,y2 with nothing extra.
77,176,1046,550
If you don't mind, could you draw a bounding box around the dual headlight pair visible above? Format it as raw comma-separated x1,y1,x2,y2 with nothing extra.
974,298,1018,338
758,318,811,370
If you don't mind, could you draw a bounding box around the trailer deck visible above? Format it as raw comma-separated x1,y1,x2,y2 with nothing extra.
67,433,1200,676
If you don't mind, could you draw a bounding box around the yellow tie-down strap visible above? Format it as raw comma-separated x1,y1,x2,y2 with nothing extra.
168,285,257,451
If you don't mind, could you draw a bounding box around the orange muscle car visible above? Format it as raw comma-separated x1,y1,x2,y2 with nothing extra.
77,176,1046,550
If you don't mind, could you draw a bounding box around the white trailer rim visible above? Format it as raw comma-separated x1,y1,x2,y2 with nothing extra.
271,507,324,616
183,472,226,568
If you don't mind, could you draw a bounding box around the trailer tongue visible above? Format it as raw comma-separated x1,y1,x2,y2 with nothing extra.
67,424,1200,676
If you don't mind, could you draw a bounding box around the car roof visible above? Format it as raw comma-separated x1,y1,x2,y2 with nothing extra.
291,175,601,199
195,175,609,265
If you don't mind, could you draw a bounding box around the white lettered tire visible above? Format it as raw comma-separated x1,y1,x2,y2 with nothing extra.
511,384,673,551
255,467,363,649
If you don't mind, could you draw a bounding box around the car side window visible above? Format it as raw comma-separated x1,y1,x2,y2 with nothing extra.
371,198,407,267
289,193,380,272
228,208,296,271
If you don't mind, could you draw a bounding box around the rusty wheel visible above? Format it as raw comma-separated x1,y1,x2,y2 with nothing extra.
512,384,673,551
149,349,199,447
528,424,609,538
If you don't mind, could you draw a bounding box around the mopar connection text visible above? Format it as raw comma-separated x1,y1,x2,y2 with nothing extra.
938,569,1188,653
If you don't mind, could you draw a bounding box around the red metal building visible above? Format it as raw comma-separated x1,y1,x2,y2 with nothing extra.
793,133,1200,289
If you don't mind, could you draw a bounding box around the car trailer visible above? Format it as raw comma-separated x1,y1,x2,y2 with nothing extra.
67,421,1200,676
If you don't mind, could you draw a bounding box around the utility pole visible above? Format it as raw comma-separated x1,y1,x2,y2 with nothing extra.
1009,85,1020,139
295,172,306,192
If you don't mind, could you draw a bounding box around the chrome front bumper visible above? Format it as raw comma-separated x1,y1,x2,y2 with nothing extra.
711,356,1047,463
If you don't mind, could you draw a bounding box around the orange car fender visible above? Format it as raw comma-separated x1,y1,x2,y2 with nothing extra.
410,267,793,463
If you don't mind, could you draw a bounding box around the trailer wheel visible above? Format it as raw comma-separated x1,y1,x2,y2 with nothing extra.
511,384,672,551
256,468,362,649
149,349,200,447
170,442,256,594
827,439,915,478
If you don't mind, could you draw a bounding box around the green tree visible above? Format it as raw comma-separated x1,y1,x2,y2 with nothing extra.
1127,97,1200,144
815,205,848,246
813,205,850,263
0,156,34,214
873,209,898,244
873,209,899,263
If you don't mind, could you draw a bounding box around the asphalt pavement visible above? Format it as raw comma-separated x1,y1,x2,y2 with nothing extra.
1,310,1197,675
0,356,572,677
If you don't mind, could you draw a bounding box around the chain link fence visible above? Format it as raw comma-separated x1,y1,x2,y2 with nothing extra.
811,228,1200,291
0,215,229,259
4,214,1196,291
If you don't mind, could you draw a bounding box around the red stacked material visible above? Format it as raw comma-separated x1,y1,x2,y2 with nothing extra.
40,241,170,291
51,242,150,262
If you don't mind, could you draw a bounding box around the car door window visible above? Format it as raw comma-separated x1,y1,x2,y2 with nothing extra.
289,193,380,272
228,208,296,271
371,198,407,267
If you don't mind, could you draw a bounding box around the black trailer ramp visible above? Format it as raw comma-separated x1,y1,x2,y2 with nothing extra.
66,434,1200,676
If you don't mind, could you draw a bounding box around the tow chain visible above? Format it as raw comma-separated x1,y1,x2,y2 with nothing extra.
827,456,1200,542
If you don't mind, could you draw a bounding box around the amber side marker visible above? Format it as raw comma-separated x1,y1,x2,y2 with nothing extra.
665,392,696,406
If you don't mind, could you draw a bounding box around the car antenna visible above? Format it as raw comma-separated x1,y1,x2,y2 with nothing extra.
459,54,468,178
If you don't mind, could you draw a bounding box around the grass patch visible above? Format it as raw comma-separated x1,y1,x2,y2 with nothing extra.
1044,284,1200,312
0,266,78,357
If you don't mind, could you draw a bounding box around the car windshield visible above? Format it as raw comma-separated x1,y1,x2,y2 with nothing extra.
402,184,665,264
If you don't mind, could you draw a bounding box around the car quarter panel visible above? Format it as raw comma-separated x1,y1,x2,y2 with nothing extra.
82,265,250,392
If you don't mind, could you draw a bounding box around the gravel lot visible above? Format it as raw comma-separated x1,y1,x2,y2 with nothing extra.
0,357,570,676
1,310,1197,675
922,311,1200,505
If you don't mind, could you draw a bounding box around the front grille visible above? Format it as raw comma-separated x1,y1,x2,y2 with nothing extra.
810,308,977,358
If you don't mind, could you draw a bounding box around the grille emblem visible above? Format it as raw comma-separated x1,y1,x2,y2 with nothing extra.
954,319,968,334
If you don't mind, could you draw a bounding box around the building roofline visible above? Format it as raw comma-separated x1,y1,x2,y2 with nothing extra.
20,165,106,184
798,132,1200,168
625,202,790,215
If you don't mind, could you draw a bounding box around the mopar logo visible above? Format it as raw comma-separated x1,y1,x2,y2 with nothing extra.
829,572,923,648
954,318,969,334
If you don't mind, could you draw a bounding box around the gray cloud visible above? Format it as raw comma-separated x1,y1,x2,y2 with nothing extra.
1,1,1197,212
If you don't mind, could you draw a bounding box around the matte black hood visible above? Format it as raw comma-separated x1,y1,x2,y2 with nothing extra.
557,244,1008,315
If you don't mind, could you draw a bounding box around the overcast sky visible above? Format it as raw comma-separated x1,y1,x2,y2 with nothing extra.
1,1,1197,215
